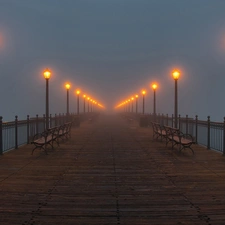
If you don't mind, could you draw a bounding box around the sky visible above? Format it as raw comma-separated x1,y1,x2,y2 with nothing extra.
1,0,225,121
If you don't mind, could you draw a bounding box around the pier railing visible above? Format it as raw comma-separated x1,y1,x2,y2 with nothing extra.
131,113,225,154
0,113,81,154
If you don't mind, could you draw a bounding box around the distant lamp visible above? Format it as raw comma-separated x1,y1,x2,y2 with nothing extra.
44,68,51,79
172,70,180,128
65,83,71,119
135,94,138,114
152,83,158,120
43,68,51,129
76,90,80,115
65,83,70,90
83,95,86,113
152,83,157,90
172,70,180,80
142,90,146,114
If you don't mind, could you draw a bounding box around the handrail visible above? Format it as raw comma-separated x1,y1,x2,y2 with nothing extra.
123,112,225,154
0,113,82,154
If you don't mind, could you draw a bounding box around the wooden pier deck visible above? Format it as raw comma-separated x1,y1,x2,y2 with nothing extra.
0,114,225,225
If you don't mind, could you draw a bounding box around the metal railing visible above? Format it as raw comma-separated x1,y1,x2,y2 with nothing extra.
128,112,225,154
0,113,80,154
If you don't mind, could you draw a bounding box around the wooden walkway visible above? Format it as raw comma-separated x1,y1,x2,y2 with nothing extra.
0,114,225,225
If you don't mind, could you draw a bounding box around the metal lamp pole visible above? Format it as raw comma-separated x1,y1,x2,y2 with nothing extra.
44,68,51,129
173,71,180,128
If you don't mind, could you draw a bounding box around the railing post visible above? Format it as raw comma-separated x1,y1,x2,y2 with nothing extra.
0,116,3,155
15,115,18,149
172,114,174,127
55,113,58,126
195,115,198,144
207,116,210,149
43,114,46,130
178,114,181,130
58,113,62,125
50,114,52,128
27,115,30,144
223,117,225,155
186,115,188,134
36,114,39,134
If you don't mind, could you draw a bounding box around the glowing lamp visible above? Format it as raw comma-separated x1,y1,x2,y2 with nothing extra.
173,70,180,80
44,68,51,79
65,83,70,90
152,84,157,90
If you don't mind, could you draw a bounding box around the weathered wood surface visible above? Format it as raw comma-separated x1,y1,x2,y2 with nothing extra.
0,114,225,224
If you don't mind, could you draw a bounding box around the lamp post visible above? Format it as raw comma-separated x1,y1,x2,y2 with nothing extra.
172,70,180,128
152,83,157,121
65,83,70,120
142,90,146,114
87,97,90,113
90,99,93,112
125,100,127,112
131,97,134,113
128,99,131,113
76,90,80,115
83,95,86,113
44,68,51,129
135,95,138,114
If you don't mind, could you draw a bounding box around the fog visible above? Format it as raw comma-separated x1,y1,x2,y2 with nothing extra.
1,0,225,121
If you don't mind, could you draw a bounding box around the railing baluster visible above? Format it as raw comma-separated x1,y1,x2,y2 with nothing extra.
178,114,181,130
207,116,210,149
36,114,39,134
0,117,2,155
15,116,18,149
195,115,198,144
27,115,30,144
223,117,225,155
186,115,188,134
50,114,52,128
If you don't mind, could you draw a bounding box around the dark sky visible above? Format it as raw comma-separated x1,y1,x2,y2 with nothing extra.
1,0,225,121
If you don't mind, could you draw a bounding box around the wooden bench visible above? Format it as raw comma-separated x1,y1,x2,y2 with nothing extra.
151,122,167,141
58,122,72,140
31,129,55,155
164,125,195,154
151,122,195,154
31,122,72,155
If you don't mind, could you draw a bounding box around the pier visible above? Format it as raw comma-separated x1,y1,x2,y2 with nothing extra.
0,114,225,224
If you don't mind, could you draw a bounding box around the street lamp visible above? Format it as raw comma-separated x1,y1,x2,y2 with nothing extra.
65,83,70,119
76,90,80,115
83,95,86,113
128,99,131,113
131,97,134,113
87,97,90,113
142,90,146,114
172,70,180,128
135,95,138,114
90,99,93,112
43,68,51,129
152,83,157,121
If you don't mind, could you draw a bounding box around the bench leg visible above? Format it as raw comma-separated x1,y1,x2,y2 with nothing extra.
32,145,47,155
180,145,194,154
